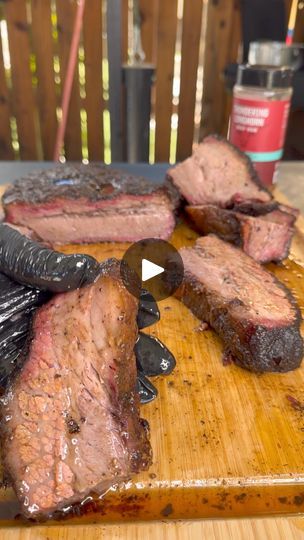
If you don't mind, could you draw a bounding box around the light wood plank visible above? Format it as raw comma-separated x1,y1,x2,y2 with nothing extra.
107,0,124,161
2,517,304,539
154,0,178,162
56,0,82,160
83,0,104,161
31,0,58,160
176,0,203,160
222,1,241,136
200,0,238,139
4,0,38,159
0,35,13,159
139,0,159,63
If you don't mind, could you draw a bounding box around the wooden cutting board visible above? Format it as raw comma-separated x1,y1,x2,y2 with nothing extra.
0,191,304,527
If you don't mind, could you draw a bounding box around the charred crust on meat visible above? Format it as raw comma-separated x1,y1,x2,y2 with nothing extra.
233,201,278,215
65,415,81,434
2,164,177,206
177,268,303,372
186,204,295,263
177,237,303,373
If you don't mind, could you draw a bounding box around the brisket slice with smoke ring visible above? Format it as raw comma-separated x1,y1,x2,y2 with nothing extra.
185,204,297,263
176,235,303,372
167,134,272,207
1,259,152,518
3,165,178,244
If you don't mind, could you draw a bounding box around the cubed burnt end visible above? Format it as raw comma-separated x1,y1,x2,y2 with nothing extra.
1,259,152,519
176,236,303,372
2,165,178,244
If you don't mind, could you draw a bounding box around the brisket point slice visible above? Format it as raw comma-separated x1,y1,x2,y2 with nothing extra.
186,204,296,263
176,236,303,372
167,134,272,207
1,258,152,518
3,165,177,244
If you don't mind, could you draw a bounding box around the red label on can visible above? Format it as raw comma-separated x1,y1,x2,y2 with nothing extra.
229,97,290,153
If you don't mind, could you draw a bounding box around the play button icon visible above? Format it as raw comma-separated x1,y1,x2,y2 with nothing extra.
142,259,164,282
120,238,184,301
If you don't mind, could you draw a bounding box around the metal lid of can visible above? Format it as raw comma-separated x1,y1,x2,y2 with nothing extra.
236,64,293,89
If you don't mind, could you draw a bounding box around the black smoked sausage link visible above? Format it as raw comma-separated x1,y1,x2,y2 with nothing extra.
0,224,101,292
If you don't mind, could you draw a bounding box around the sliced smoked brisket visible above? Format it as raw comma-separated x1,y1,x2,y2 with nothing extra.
186,204,297,263
3,165,177,244
167,135,272,207
1,259,152,518
176,235,303,372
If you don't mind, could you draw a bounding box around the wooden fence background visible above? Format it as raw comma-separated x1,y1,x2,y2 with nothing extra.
0,0,302,163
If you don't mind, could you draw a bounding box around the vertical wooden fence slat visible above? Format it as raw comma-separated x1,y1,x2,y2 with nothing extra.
122,0,128,63
139,0,159,62
31,0,58,160
4,0,38,160
222,1,241,135
107,0,123,161
0,37,13,159
200,0,236,140
56,0,82,160
154,0,178,162
176,0,203,161
83,0,104,161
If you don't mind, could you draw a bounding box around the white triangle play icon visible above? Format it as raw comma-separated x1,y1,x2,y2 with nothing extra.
141,258,164,282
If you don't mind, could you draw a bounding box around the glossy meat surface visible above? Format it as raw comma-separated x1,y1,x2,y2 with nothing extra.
2,259,152,518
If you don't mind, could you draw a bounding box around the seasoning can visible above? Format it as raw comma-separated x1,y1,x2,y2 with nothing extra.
229,65,293,186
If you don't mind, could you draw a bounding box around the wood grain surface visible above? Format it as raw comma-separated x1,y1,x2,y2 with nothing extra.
0,34,14,160
82,0,104,161
176,0,203,160
3,0,38,160
0,188,304,538
154,0,178,162
31,0,58,161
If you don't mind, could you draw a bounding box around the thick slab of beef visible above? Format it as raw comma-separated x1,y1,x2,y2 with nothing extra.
1,259,152,518
167,135,272,207
186,204,297,263
176,236,303,372
3,165,177,244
